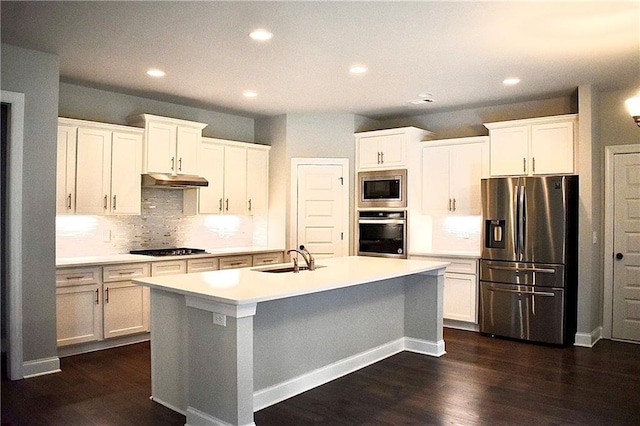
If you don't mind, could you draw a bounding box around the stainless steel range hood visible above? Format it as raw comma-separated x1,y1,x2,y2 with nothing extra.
141,173,209,188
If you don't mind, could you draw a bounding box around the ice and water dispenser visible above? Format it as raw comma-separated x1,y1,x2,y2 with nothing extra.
485,220,505,249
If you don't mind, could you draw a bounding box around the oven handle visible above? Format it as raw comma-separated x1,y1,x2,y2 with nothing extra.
358,219,406,225
486,286,555,297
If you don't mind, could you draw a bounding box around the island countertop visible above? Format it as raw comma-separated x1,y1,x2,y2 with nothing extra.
133,255,449,307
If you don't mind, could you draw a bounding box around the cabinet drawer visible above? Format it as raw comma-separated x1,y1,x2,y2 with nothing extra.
56,267,101,287
151,260,187,276
219,255,252,270
187,257,219,273
252,252,284,266
103,263,150,282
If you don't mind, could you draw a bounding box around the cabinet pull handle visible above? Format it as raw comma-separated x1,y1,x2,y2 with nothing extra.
171,156,175,171
448,199,452,211
248,199,252,211
219,198,223,212
377,152,381,164
452,198,456,212
67,193,72,210
112,195,117,211
523,158,526,173
532,157,536,173
105,287,109,303
95,288,99,305
226,198,229,211
118,271,135,275
66,275,84,280
178,157,182,171
380,151,384,164
103,195,108,210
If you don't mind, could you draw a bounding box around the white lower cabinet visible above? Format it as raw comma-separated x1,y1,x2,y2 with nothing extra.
102,263,151,339
56,264,150,347
219,255,253,270
187,257,220,273
411,255,479,324
252,251,284,266
56,283,102,346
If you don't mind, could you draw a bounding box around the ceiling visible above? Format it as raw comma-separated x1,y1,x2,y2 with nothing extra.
2,1,639,119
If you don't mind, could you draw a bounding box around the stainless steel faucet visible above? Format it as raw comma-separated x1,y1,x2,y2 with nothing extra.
298,245,315,271
286,245,315,273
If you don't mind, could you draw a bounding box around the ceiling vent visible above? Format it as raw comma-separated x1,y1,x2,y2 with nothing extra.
407,93,435,106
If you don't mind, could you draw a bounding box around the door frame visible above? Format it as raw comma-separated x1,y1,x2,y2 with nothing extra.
290,158,350,256
603,144,640,340
1,90,25,380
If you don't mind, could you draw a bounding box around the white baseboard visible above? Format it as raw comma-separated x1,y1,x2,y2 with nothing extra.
152,396,186,416
253,337,444,411
574,327,603,347
186,406,255,426
22,356,61,378
404,337,446,357
58,333,150,358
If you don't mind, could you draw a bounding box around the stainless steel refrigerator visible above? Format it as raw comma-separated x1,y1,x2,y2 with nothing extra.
480,175,578,345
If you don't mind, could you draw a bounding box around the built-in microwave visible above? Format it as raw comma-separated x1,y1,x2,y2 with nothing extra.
358,169,407,208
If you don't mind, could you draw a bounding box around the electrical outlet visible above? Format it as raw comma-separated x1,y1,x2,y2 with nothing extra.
213,313,227,327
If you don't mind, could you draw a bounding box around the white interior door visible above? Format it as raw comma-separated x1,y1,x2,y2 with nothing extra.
294,161,348,259
612,152,640,342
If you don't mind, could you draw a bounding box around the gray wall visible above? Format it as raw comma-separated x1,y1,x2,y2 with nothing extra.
1,44,59,362
374,95,577,139
59,82,255,142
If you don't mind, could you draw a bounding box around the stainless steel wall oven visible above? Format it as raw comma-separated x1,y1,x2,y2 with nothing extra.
357,210,407,258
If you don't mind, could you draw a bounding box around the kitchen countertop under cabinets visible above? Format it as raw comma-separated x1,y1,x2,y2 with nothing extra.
56,247,285,268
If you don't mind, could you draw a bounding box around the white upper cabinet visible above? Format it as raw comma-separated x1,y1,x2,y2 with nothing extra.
58,118,143,216
422,137,488,215
56,125,78,214
186,137,270,216
128,114,207,175
355,127,433,170
485,114,577,176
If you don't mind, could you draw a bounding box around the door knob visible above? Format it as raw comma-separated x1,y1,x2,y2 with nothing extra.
616,253,624,260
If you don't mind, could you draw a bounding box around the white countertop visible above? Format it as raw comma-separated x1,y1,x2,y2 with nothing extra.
133,255,449,306
56,247,285,267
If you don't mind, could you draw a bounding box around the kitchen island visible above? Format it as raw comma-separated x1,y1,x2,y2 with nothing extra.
134,255,448,426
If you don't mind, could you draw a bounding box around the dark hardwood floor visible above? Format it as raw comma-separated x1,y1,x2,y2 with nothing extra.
3,328,640,425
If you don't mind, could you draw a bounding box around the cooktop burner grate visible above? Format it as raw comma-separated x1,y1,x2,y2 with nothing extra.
129,247,207,257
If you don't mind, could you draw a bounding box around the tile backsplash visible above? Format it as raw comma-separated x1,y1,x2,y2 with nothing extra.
56,188,268,257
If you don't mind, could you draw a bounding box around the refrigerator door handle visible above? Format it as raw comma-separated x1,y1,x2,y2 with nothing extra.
487,265,556,274
486,286,556,297
517,184,526,261
514,184,520,259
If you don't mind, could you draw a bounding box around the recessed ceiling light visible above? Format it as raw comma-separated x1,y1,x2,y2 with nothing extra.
146,69,166,78
349,65,368,75
243,90,258,98
249,29,273,41
502,77,521,86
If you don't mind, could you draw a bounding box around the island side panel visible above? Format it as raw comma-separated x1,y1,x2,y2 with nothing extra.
403,270,445,356
150,288,188,414
186,308,255,426
253,277,405,403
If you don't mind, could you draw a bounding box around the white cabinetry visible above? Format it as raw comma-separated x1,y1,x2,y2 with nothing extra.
128,114,208,175
102,263,150,339
252,251,284,266
355,127,433,170
57,118,143,215
422,137,488,215
219,255,253,270
411,255,479,324
56,263,150,346
186,138,270,216
485,114,577,176
56,268,102,346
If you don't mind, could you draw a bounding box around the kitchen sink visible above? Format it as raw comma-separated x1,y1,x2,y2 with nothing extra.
253,264,325,273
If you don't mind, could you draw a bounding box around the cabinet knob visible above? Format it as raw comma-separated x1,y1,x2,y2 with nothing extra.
616,252,624,260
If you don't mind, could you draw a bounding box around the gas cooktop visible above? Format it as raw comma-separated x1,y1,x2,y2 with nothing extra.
129,247,207,257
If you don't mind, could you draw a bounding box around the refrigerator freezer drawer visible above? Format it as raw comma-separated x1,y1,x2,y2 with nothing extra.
480,281,565,344
480,260,565,288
